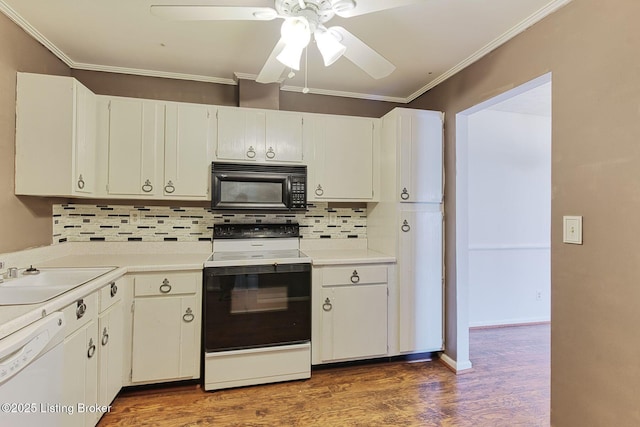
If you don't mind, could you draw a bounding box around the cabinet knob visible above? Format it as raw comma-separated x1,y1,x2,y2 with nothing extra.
323,298,333,312
246,146,257,159
87,338,96,359
400,187,410,200
182,307,195,323
164,180,176,194
101,327,109,346
77,174,85,190
315,185,324,196
110,282,118,298
401,220,411,233
76,300,87,319
350,270,360,284
266,146,276,159
142,179,153,193
159,278,172,293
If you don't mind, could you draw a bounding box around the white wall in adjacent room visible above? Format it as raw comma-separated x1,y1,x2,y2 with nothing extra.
467,106,551,327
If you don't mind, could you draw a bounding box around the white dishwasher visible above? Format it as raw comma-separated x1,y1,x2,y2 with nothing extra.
0,311,66,427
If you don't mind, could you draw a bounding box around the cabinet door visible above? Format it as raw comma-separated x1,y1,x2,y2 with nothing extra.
216,107,266,161
74,82,97,195
98,300,123,409
164,103,212,197
398,205,443,353
321,284,387,361
397,110,443,203
311,115,374,200
265,111,303,162
131,295,198,383
106,98,164,196
63,320,98,427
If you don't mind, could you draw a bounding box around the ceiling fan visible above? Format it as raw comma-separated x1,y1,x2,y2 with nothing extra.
150,0,421,84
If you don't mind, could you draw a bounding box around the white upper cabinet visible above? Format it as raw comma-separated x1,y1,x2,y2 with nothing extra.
265,111,304,162
216,107,303,163
383,108,443,203
102,97,164,197
163,103,213,198
15,73,97,197
306,114,378,201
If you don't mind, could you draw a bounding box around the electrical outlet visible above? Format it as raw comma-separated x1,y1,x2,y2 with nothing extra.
536,290,542,301
129,210,141,225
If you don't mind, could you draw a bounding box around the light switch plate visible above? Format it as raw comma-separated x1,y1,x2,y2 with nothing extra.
563,215,583,244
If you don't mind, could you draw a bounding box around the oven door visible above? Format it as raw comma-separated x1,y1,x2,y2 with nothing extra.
203,263,311,352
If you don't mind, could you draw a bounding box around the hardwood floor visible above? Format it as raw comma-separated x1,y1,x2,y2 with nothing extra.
98,324,550,427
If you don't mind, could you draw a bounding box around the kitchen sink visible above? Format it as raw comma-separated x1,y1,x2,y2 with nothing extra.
0,267,116,305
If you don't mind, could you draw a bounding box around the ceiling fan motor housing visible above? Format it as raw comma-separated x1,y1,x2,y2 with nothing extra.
276,0,339,29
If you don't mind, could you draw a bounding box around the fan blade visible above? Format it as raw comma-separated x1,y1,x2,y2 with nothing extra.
256,38,288,83
329,26,395,79
335,0,423,18
150,5,278,21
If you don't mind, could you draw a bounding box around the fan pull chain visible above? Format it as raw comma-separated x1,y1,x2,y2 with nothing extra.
303,47,310,94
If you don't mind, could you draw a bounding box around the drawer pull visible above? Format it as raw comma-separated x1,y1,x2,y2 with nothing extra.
87,338,96,359
315,185,324,196
401,220,411,233
350,270,360,284
400,187,410,200
323,298,333,312
159,278,172,294
164,180,176,194
77,174,85,190
101,327,109,346
110,282,118,297
182,308,195,323
76,300,87,319
246,146,256,159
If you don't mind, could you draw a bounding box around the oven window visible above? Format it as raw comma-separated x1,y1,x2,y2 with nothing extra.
220,181,283,204
204,264,311,352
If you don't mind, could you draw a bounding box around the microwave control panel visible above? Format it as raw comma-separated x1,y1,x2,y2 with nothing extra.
291,176,307,209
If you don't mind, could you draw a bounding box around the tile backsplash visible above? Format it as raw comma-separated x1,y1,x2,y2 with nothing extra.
52,203,367,243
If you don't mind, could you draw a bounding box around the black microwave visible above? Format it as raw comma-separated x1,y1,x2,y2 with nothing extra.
211,162,307,212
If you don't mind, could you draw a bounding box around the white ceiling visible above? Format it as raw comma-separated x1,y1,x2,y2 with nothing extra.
0,0,569,103
488,82,552,117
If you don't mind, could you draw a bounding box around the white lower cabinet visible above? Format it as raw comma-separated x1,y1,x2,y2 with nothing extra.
130,271,201,384
97,280,124,413
313,264,389,364
62,292,99,427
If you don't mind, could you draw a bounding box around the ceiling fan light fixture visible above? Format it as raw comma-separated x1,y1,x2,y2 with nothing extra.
280,17,311,47
277,43,306,70
315,28,346,66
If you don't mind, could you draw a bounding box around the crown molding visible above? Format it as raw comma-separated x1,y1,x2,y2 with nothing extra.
72,62,237,86
280,84,406,103
0,0,74,66
406,0,572,103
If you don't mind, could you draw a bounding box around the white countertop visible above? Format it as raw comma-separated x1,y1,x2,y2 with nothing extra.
303,248,395,265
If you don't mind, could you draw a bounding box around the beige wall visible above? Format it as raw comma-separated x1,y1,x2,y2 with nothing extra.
409,0,640,425
0,13,69,254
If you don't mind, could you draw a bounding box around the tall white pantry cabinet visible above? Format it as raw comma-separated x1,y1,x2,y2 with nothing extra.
368,107,444,355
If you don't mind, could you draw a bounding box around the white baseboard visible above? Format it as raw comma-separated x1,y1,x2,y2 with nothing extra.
440,353,473,373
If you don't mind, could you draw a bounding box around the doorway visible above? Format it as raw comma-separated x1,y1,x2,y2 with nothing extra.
454,73,552,369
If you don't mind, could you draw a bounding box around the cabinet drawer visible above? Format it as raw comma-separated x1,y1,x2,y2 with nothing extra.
62,291,98,336
99,279,123,313
134,272,198,297
321,265,387,286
